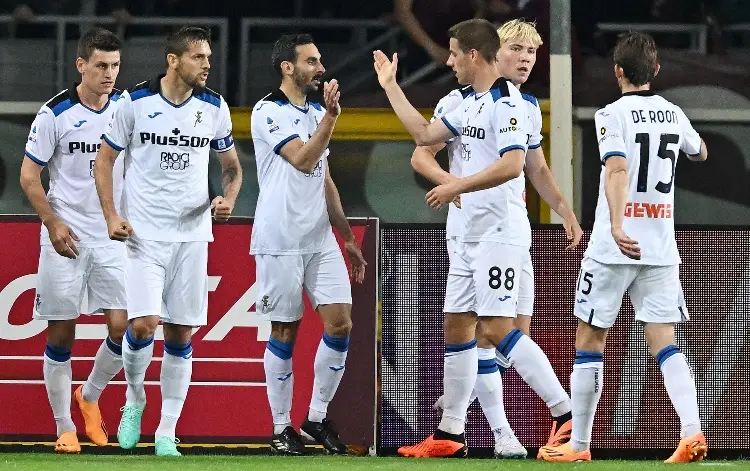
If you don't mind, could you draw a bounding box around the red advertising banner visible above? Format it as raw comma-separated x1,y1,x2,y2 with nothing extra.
0,217,377,446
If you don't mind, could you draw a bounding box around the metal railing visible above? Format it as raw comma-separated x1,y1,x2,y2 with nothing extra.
0,15,229,96
238,18,401,105
597,22,709,54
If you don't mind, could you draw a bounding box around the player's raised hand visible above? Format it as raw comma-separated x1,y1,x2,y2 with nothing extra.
211,196,233,223
564,216,583,250
345,239,367,284
426,181,460,210
611,227,640,260
323,79,341,117
106,214,133,242
373,50,398,89
47,219,79,259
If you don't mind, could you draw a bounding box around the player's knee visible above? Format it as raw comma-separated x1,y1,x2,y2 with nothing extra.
46,320,76,351
574,319,607,352
128,317,158,340
325,317,352,338
105,312,128,345
644,322,676,356
444,312,477,344
271,320,300,344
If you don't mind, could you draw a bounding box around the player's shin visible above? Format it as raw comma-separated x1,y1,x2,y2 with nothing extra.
655,345,702,438
570,350,604,452
475,347,512,433
44,342,75,436
156,340,193,439
309,332,349,423
82,336,123,403
439,338,478,436
264,337,294,434
123,324,154,406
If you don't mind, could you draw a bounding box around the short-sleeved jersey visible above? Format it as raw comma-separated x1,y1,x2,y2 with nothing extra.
104,75,234,242
522,93,543,151
432,86,473,240
250,89,333,255
440,78,529,246
586,91,701,265
25,85,124,247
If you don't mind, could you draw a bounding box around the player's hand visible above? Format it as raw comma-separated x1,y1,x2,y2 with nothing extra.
46,218,79,259
564,217,583,250
345,239,367,284
106,215,133,242
323,79,341,117
611,227,640,260
452,195,461,208
426,181,461,210
373,50,398,89
211,196,233,223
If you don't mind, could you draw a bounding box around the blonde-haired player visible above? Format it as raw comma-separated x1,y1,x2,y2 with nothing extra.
415,18,582,458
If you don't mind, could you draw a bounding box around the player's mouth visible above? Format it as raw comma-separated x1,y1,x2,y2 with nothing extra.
199,72,209,80
517,66,529,74
312,75,323,86
101,81,114,87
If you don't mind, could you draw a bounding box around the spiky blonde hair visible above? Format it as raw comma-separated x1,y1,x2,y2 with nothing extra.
497,19,543,48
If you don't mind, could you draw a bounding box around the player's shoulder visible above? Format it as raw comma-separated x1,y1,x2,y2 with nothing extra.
520,92,539,108
126,77,160,102
488,78,521,103
43,88,75,117
193,86,223,108
252,90,292,120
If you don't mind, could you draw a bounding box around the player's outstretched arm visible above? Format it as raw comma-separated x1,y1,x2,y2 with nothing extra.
411,143,452,184
525,147,582,249
324,160,366,283
94,141,132,241
212,146,243,223
372,50,452,146
604,156,640,260
277,80,340,174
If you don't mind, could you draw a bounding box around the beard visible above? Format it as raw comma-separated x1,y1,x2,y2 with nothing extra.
293,71,319,94
178,66,205,89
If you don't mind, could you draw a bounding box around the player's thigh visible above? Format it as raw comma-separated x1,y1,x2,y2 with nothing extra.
86,243,127,314
163,241,209,327
255,253,305,323
34,245,88,321
629,264,688,324
516,250,534,317
125,237,167,320
467,242,524,318
574,257,637,328
444,238,476,314
303,242,352,312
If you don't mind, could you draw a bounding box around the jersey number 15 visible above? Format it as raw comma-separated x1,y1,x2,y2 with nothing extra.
634,133,679,194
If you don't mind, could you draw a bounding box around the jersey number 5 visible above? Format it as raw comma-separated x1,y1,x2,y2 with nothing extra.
634,133,679,194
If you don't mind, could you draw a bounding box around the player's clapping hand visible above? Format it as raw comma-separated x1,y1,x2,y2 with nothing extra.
106,215,133,242
211,196,233,223
611,227,641,260
372,50,398,89
564,217,583,251
323,79,341,117
345,240,367,284
426,181,461,210
46,219,79,259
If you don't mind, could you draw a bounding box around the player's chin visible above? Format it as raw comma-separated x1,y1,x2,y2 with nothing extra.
99,83,115,94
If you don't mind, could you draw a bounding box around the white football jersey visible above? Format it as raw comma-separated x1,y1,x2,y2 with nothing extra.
586,91,701,265
441,78,529,246
25,86,125,247
431,86,473,240
104,76,234,242
250,89,334,255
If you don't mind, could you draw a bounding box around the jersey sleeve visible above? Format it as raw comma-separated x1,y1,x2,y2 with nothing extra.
103,90,134,152
251,103,299,155
594,107,627,162
24,106,57,166
210,97,235,153
432,91,463,143
493,94,528,157
527,101,543,150
440,101,463,137
677,108,701,156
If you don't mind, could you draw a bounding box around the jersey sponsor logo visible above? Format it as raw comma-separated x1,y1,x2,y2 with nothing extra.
303,160,324,178
267,117,279,133
160,151,190,170
139,128,210,148
624,202,673,219
73,120,87,128
194,110,202,126
462,126,486,139
89,160,96,177
68,141,101,154
498,117,519,134
147,111,162,119
460,143,472,161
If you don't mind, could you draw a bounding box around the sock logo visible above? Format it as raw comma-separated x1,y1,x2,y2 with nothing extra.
277,372,292,381
594,370,600,393
329,365,345,372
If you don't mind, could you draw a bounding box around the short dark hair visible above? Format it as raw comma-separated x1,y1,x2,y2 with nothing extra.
448,19,500,63
271,34,315,77
166,26,211,59
77,27,121,61
613,32,659,86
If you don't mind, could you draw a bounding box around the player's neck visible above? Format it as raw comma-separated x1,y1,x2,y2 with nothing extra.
470,66,501,94
620,81,650,94
279,82,307,107
160,74,193,106
76,83,108,111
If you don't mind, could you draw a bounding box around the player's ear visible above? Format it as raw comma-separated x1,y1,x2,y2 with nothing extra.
652,63,660,80
75,57,86,74
280,60,294,77
613,64,622,79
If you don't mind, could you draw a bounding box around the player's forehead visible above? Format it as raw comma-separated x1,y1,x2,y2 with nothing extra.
449,38,463,54
86,49,120,64
184,40,211,56
501,38,536,50
295,43,321,62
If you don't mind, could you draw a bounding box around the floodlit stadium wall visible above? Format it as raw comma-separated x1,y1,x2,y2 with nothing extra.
380,225,750,457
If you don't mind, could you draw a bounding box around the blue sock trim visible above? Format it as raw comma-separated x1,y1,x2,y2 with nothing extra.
44,343,71,362
655,345,680,368
497,362,509,374
478,358,499,374
574,350,604,364
125,327,154,350
164,341,193,359
497,328,523,358
106,336,123,356
445,338,477,353
267,337,294,360
322,333,350,352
